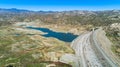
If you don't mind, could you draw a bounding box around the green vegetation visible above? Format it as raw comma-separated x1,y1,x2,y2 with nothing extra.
1,9,120,66
0,9,120,27
105,27,120,58
0,26,74,67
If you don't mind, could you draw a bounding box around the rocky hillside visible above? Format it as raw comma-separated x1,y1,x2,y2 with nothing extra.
0,25,75,67
105,23,120,58
0,8,120,26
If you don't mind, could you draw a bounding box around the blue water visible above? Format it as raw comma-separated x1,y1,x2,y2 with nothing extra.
27,27,78,42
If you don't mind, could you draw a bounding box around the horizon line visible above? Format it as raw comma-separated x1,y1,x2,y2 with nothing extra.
0,7,120,12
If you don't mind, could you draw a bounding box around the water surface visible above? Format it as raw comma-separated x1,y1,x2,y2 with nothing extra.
27,27,78,42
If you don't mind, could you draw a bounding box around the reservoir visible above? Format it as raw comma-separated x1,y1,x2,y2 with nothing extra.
27,27,78,42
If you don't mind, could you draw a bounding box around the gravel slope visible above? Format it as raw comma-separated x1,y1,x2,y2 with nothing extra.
70,28,118,67
71,32,102,67
96,28,120,66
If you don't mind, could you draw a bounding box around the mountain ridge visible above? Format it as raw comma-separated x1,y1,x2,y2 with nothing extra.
0,8,120,26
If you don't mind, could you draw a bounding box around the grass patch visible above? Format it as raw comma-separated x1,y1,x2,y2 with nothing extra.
106,29,120,58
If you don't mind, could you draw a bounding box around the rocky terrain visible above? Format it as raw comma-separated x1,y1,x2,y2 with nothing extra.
0,8,120,27
0,8,120,67
0,23,76,67
105,23,120,59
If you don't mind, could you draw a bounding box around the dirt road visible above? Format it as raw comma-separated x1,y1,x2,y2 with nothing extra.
71,29,118,67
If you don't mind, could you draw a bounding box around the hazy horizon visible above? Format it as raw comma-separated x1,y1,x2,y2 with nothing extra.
0,0,120,11
0,7,120,12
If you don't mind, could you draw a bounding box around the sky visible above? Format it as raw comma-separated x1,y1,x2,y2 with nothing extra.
0,0,120,11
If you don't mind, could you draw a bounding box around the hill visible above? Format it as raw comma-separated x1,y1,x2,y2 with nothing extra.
0,8,120,26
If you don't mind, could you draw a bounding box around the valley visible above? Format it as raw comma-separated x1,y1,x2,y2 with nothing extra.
0,9,120,67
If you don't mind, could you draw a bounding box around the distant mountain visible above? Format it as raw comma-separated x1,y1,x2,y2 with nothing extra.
0,8,120,14
0,8,97,15
0,8,57,14
0,8,120,26
0,8,33,13
0,8,120,15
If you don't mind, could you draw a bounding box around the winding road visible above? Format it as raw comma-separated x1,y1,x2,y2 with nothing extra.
71,28,118,67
